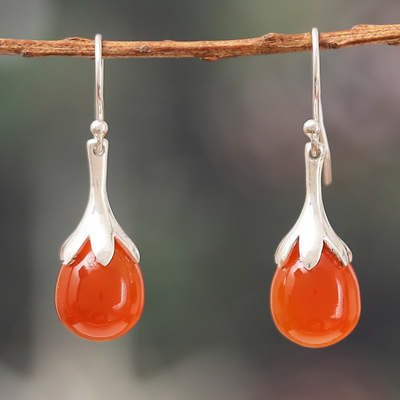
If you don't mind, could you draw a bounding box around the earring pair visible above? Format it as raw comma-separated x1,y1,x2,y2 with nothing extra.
270,28,361,348
52,31,361,347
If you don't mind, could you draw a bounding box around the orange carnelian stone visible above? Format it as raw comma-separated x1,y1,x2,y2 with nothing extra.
270,244,360,348
55,239,144,341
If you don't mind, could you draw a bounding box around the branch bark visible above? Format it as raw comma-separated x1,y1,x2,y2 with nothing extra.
1,24,400,61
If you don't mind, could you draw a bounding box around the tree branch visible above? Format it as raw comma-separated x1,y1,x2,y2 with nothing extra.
1,24,400,61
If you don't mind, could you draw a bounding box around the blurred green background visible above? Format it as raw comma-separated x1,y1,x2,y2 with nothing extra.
1,0,400,399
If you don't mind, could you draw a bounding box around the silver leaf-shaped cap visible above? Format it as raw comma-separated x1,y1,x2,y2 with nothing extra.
60,139,140,266
275,142,352,270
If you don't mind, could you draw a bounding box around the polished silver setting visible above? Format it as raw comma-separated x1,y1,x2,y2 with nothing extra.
60,139,140,266
60,34,140,266
274,143,352,270
274,27,351,270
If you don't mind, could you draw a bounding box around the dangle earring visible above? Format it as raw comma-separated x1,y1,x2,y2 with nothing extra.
55,34,145,341
270,28,361,348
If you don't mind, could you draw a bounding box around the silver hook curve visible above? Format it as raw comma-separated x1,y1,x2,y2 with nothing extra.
311,27,332,185
91,33,108,155
95,33,104,121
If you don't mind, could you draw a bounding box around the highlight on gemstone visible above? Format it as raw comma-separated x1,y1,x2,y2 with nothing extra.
270,243,360,348
55,238,145,341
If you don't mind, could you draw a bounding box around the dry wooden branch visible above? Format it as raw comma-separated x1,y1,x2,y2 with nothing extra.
1,24,400,61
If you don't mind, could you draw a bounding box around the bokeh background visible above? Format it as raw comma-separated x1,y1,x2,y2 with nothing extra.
1,0,400,399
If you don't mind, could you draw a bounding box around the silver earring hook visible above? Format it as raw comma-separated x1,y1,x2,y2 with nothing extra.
312,28,332,185
95,33,104,121
304,28,332,185
90,33,108,155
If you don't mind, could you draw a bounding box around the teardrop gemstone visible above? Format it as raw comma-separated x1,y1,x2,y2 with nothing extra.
270,243,360,347
55,238,145,341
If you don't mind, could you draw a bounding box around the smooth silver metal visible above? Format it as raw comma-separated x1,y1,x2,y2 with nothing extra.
275,142,352,270
60,33,139,266
274,28,351,270
60,139,140,266
91,34,107,155
94,33,104,122
311,27,332,186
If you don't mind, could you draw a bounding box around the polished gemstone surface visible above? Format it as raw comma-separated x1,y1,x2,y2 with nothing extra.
270,244,360,347
55,238,144,341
